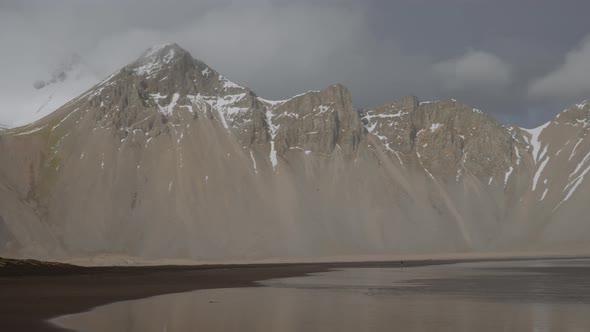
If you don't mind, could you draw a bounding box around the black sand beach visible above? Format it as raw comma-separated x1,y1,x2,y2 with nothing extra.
0,259,438,331
0,257,580,332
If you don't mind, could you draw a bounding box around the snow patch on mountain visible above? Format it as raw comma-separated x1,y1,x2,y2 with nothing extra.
430,123,442,131
250,150,258,174
258,90,322,107
133,43,180,77
570,137,585,160
219,75,242,89
554,151,590,211
532,156,549,191
360,109,406,165
266,108,279,170
14,124,47,136
504,166,513,185
521,121,550,163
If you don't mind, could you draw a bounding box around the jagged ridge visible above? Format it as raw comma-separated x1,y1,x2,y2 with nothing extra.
1,43,590,262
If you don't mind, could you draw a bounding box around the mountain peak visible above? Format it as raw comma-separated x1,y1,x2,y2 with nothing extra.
128,43,192,77
574,99,590,113
552,99,590,130
140,43,188,58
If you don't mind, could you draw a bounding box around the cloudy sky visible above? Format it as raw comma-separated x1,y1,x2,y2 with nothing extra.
1,0,590,127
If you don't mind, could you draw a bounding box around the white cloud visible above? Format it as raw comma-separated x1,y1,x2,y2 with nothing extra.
528,35,590,100
434,50,512,91
0,1,440,125
0,1,539,127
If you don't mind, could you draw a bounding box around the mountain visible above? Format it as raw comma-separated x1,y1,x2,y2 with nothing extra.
1,43,589,263
5,54,100,128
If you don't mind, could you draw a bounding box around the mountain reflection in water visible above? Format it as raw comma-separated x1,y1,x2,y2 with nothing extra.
53,259,590,332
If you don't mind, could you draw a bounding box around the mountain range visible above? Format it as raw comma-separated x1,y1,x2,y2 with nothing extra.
1,43,589,263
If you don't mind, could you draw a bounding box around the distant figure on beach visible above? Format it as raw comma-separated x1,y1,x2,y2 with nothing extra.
400,261,404,271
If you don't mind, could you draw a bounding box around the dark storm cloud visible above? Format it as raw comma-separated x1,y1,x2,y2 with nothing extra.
1,0,590,127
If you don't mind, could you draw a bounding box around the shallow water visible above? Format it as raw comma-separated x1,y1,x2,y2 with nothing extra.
53,259,590,331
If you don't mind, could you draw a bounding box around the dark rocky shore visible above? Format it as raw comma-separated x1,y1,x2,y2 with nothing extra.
0,256,569,332
0,257,458,332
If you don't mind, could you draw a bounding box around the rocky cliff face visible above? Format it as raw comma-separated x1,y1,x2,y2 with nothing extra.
508,100,590,249
360,96,529,182
1,43,589,262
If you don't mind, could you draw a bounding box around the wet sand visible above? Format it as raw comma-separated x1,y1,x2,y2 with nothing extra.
0,257,582,331
0,259,452,332
54,258,590,332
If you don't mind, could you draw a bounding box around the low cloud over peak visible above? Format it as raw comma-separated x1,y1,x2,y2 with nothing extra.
434,50,512,91
528,35,590,101
2,0,590,128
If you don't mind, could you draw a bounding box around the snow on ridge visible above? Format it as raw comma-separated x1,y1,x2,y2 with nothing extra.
51,107,81,131
258,90,322,107
418,100,484,115
218,75,243,89
14,124,47,136
143,43,175,58
258,97,287,107
133,44,180,77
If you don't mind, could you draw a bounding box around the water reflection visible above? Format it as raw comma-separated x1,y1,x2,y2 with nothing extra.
53,259,590,331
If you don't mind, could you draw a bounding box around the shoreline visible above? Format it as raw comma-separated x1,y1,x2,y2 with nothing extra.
1,255,587,332
60,250,590,266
